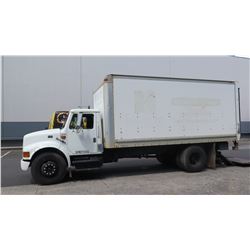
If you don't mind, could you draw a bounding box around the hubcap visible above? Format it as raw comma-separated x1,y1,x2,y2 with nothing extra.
189,153,200,165
41,161,57,177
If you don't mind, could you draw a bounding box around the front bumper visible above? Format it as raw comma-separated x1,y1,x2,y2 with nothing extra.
20,160,30,171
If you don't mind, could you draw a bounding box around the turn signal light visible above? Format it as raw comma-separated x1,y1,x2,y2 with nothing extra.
23,152,30,158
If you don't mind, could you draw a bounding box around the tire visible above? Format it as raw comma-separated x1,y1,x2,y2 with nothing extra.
176,146,207,172
31,152,67,185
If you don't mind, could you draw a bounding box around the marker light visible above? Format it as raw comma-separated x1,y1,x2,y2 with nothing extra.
23,152,30,158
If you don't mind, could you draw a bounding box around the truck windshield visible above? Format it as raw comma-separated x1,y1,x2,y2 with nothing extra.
48,111,69,129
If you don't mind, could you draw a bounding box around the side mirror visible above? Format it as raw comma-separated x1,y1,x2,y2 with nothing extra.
77,113,83,127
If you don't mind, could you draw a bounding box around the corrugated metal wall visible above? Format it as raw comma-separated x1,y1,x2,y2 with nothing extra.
1,56,249,140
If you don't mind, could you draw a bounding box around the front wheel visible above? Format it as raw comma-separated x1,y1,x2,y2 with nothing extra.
31,152,67,185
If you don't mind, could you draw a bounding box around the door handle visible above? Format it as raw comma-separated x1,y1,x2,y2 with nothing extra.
93,137,96,143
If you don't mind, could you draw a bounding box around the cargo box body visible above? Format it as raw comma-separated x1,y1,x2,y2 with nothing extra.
94,75,240,149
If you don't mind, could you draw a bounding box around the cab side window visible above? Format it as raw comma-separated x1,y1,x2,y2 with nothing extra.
69,113,94,129
81,114,94,129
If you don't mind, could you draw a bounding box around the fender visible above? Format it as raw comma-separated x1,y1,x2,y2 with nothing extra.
23,140,70,167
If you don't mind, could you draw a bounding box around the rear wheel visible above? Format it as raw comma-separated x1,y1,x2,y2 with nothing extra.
176,145,207,172
31,152,67,185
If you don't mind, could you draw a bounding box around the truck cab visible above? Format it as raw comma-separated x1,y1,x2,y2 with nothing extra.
21,109,103,185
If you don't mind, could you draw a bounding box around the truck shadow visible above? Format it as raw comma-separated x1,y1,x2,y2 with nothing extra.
65,159,235,183
67,159,183,182
62,149,250,183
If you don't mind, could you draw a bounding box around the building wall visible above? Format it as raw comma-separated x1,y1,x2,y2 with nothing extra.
1,56,249,140
1,56,2,140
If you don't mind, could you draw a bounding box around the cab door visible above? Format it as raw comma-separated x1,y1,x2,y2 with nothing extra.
67,112,99,155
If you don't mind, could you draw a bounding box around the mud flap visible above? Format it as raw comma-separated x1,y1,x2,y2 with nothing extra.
207,143,216,169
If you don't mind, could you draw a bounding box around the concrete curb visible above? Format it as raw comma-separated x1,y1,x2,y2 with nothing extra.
1,146,22,150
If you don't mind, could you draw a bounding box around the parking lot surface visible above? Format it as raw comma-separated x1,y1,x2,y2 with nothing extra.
1,141,250,195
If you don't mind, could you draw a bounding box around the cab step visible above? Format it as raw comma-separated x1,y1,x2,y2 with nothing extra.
70,155,103,169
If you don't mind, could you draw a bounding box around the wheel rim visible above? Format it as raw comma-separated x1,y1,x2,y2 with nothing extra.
189,153,200,165
41,161,57,177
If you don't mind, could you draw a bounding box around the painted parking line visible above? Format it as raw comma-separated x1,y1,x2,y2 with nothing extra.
1,151,11,159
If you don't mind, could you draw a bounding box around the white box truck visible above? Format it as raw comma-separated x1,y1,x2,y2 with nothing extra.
21,74,241,185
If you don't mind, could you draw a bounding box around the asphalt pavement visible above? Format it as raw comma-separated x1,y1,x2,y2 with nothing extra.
1,142,250,194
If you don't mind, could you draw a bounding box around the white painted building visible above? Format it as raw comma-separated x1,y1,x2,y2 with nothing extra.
1,56,249,140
